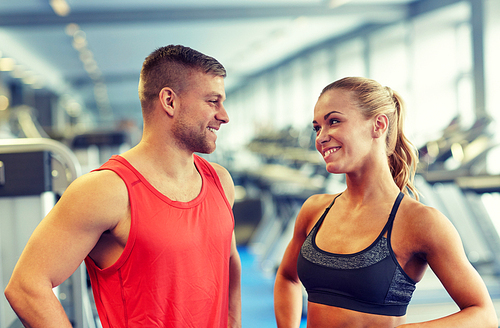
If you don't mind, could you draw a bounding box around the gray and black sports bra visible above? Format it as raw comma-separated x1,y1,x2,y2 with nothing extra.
297,192,416,316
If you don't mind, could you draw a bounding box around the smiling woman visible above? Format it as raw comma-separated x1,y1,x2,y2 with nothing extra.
274,77,498,328
315,77,419,198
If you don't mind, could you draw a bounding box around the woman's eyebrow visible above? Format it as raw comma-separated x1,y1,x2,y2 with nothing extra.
312,110,343,124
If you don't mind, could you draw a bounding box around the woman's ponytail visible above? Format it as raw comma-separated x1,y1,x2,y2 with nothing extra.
387,90,419,200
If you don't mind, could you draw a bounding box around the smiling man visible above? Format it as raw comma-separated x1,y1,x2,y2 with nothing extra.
5,45,242,328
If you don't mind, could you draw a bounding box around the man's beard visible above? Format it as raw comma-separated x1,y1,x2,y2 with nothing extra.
172,116,215,154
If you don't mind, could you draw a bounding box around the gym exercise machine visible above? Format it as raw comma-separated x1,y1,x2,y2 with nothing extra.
0,138,97,328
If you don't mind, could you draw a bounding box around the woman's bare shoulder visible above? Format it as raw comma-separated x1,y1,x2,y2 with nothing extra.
401,196,447,226
303,192,342,209
399,196,457,253
295,193,342,233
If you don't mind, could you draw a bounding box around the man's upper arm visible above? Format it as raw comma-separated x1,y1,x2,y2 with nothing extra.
10,170,128,288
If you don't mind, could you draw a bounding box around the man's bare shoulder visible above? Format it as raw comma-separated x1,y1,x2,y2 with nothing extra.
208,161,235,205
209,161,229,176
55,169,129,230
66,169,127,199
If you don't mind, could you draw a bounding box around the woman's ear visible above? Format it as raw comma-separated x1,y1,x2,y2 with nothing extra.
373,114,389,138
159,87,176,117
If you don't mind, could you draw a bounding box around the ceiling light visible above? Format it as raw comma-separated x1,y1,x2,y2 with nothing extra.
11,65,25,79
73,30,86,42
66,101,82,117
293,16,309,27
50,0,70,17
79,49,94,63
0,95,9,111
451,142,465,162
234,185,247,201
84,61,99,74
32,80,45,89
65,23,80,36
0,58,15,71
328,0,352,8
72,39,88,51
72,31,87,50
426,141,440,158
22,75,38,85
88,69,102,81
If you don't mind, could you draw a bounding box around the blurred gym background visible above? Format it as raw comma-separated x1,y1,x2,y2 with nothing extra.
1,0,499,327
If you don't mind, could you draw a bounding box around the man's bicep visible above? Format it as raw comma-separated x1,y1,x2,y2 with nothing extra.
13,171,128,287
17,212,101,287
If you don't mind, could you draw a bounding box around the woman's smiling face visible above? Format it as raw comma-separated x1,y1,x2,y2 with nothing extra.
313,88,375,175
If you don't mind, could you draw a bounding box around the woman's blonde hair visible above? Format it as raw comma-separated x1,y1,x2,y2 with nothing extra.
321,77,419,199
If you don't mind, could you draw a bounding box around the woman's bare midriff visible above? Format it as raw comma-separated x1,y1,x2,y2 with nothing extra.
306,302,406,328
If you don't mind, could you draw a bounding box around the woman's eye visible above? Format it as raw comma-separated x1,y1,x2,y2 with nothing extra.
330,118,340,125
313,126,320,133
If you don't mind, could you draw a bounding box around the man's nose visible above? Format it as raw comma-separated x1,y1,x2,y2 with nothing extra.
217,105,229,124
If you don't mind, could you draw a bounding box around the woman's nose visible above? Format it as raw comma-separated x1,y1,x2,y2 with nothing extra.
316,128,330,144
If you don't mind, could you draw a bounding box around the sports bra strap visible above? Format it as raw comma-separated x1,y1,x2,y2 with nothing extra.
311,193,342,232
313,191,404,236
326,193,342,210
389,192,404,220
385,191,404,236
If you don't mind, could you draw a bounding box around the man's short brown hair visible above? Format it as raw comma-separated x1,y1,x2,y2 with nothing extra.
138,45,226,114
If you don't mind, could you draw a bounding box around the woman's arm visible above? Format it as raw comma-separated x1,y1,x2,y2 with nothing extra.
399,206,497,327
274,196,323,328
274,239,306,328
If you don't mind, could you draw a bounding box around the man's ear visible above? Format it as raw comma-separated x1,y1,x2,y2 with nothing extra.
159,87,176,117
373,114,389,138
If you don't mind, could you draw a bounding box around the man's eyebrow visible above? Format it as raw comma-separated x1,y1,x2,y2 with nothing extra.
312,110,342,124
207,93,225,100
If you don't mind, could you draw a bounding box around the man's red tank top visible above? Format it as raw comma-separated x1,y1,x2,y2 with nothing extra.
84,154,234,328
